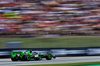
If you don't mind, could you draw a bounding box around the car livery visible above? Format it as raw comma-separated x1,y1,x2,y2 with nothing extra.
11,49,56,61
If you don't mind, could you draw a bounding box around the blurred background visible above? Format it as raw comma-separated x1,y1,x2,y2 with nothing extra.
0,0,100,37
0,0,100,48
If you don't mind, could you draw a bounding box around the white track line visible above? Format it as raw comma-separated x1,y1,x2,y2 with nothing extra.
0,57,100,66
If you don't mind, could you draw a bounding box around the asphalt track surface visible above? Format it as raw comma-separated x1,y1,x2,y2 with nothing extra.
0,56,100,66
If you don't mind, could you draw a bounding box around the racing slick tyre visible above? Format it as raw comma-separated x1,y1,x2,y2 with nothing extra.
46,53,52,60
11,56,18,61
24,55,31,61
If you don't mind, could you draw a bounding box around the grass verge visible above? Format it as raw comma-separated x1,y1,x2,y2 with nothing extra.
0,37,100,48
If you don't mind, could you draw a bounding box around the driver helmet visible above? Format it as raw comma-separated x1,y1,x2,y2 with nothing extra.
29,49,32,53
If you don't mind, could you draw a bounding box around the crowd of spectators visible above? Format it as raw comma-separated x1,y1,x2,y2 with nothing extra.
0,0,100,35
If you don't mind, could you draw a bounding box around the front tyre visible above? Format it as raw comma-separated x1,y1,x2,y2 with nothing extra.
46,53,52,60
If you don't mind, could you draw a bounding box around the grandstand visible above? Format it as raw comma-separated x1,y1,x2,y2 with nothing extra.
0,0,100,37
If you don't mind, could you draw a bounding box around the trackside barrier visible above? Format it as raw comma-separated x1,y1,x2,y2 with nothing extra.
0,47,100,58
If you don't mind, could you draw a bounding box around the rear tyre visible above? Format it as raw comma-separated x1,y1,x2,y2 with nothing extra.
46,53,52,60
11,56,18,61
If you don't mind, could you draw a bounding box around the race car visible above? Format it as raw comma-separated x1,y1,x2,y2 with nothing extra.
11,49,56,61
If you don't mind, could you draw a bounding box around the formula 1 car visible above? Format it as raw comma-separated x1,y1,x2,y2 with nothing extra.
11,49,56,61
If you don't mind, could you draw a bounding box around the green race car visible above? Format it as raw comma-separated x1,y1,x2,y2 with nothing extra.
11,49,56,61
